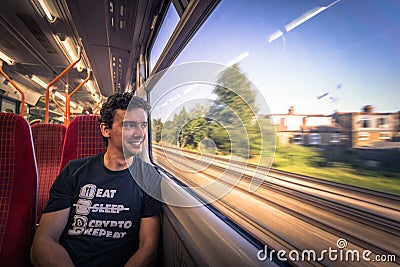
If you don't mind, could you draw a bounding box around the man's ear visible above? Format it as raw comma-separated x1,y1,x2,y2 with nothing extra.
100,123,110,138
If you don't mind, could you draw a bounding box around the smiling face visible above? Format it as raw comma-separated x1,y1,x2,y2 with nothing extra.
102,108,148,157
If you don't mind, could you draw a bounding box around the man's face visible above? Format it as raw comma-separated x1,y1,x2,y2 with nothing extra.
107,108,148,156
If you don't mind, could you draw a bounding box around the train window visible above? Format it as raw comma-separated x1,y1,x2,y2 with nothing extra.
309,133,321,145
359,118,371,128
1,96,17,113
292,133,304,144
149,3,180,72
329,133,340,143
149,0,400,190
147,0,400,265
377,118,389,128
379,132,390,140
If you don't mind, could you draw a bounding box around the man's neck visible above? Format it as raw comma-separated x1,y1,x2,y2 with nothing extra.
103,150,134,171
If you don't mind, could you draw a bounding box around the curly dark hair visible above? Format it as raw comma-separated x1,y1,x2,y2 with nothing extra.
99,92,151,145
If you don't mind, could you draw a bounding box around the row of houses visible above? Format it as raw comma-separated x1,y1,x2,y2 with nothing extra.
262,105,400,149
261,105,400,168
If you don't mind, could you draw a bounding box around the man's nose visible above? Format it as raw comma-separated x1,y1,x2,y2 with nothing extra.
132,126,145,135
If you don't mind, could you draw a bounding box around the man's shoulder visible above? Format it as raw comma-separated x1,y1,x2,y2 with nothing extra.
133,156,161,199
67,153,102,171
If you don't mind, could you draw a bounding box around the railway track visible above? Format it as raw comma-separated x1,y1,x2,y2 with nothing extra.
152,145,399,266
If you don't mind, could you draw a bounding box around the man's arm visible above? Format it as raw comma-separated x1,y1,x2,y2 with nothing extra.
31,208,75,267
125,215,160,267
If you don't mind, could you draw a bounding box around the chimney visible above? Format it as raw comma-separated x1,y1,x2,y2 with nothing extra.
288,106,295,115
362,105,374,113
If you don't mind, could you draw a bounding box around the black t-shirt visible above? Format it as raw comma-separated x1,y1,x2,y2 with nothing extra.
44,153,162,267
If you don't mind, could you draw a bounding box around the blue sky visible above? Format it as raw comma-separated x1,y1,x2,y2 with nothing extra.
150,0,400,116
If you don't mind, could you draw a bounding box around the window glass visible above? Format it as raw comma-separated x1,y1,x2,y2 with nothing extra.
148,0,400,259
330,133,340,143
1,97,16,113
148,0,400,225
360,118,371,128
377,118,388,128
309,133,321,145
379,132,390,139
149,3,180,71
293,133,304,144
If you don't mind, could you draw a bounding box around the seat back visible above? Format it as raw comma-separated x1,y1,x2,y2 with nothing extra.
59,115,106,171
0,113,37,266
32,123,66,223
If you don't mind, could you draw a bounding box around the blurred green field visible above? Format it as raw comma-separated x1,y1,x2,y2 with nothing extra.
267,144,400,195
153,142,400,195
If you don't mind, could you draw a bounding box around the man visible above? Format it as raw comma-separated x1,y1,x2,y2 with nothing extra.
31,93,161,267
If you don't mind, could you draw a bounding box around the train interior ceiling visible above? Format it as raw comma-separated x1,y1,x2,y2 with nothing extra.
0,0,215,120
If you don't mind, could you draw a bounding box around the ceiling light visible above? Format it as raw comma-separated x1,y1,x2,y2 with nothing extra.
54,91,66,102
226,51,250,66
285,0,341,32
53,91,79,109
37,0,56,22
55,35,85,72
69,101,78,109
267,30,284,43
267,0,340,44
85,80,96,94
0,50,15,65
31,75,48,88
85,80,102,102
93,94,100,103
63,38,78,61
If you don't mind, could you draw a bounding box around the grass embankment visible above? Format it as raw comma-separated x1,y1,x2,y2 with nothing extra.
154,142,400,195
267,144,400,195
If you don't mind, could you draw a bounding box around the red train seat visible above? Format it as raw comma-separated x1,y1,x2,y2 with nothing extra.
31,123,66,223
0,113,37,266
59,115,106,171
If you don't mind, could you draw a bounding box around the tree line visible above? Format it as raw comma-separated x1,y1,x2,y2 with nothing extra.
152,64,275,160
